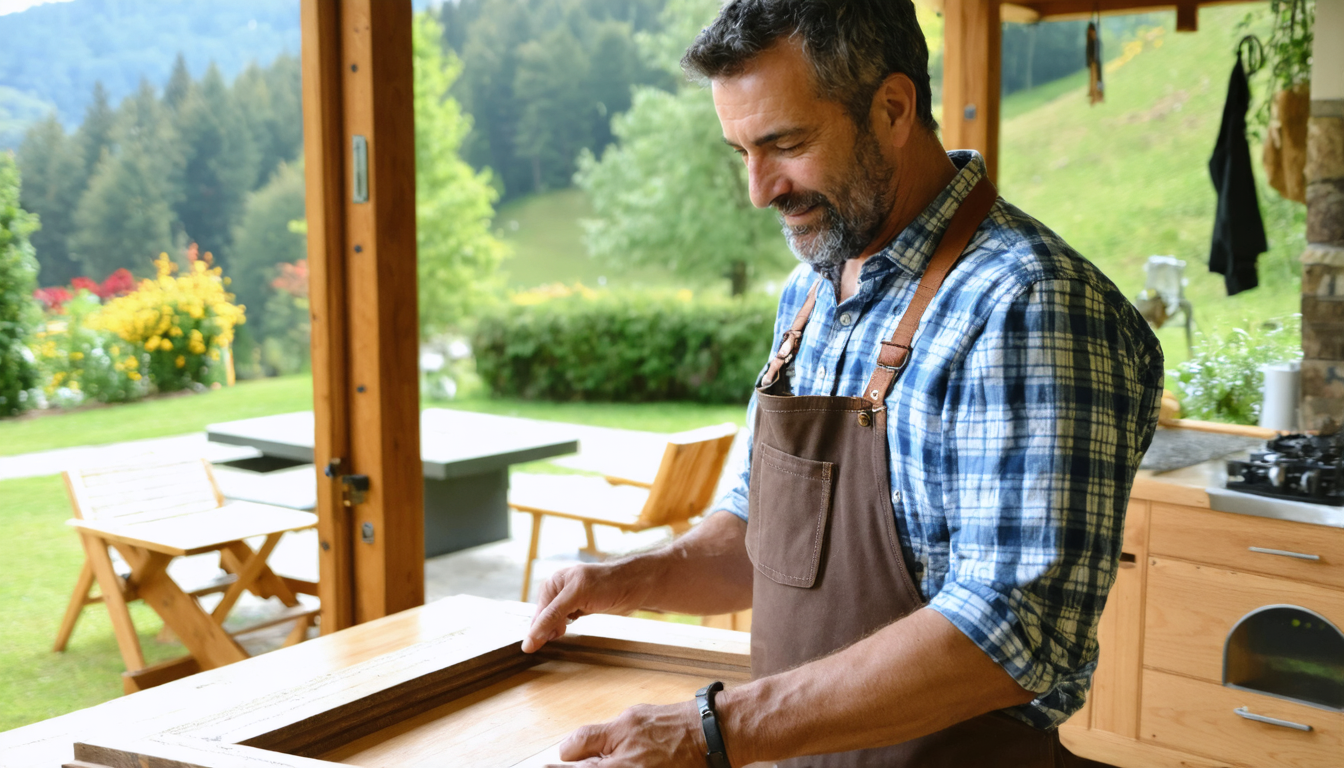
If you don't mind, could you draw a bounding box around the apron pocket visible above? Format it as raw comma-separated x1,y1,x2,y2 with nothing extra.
747,442,835,588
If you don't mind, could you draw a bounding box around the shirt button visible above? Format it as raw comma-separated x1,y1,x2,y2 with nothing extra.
892,489,902,503
839,313,853,326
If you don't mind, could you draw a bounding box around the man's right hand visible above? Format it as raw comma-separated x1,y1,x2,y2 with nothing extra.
521,556,663,653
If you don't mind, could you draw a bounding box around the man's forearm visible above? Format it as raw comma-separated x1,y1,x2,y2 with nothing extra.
717,607,1038,765
618,510,755,616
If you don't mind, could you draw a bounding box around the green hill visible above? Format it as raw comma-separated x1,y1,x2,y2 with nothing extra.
498,3,1299,365
999,3,1300,366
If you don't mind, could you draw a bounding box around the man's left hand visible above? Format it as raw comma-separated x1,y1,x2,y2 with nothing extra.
547,700,708,767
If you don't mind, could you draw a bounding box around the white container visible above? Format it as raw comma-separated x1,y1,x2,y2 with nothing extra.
1259,362,1301,432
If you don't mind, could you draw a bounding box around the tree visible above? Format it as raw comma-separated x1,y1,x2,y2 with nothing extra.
18,114,83,286
174,64,259,263
575,0,790,296
228,161,307,333
163,52,194,112
71,142,175,278
74,81,115,189
514,27,594,193
0,152,40,417
413,13,506,338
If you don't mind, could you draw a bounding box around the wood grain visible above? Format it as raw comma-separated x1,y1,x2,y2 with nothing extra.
325,661,707,767
1149,503,1344,590
1140,668,1343,767
301,0,355,634
941,0,1002,182
1090,500,1148,738
1143,557,1344,682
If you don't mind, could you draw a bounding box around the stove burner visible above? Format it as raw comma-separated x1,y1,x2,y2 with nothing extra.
1226,431,1344,506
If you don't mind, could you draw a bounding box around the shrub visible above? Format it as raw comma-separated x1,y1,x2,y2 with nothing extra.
472,286,776,403
31,292,145,406
90,248,245,393
0,152,40,417
1174,315,1302,425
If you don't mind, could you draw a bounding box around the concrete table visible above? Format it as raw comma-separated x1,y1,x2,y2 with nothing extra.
206,409,580,557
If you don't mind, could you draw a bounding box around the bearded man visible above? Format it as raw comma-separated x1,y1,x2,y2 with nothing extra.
523,2,1164,766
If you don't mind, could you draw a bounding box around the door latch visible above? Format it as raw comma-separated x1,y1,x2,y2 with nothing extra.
341,474,370,507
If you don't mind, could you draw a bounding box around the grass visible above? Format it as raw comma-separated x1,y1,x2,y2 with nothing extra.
0,474,187,731
996,4,1302,368
0,375,315,457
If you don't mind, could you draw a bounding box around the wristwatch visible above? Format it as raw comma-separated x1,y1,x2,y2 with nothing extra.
696,681,731,768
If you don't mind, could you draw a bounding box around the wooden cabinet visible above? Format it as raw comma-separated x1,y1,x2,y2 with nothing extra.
1063,495,1344,768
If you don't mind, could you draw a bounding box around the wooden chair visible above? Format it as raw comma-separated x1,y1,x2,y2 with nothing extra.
54,458,320,693
508,423,738,602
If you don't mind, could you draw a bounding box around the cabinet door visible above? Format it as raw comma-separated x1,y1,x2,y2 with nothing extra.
1089,500,1149,738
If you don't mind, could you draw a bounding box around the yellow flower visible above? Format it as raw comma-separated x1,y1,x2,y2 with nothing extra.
146,336,161,352
128,371,142,381
70,351,84,361
110,345,120,356
175,355,186,368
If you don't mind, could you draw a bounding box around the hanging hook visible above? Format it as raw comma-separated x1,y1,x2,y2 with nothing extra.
1238,34,1265,77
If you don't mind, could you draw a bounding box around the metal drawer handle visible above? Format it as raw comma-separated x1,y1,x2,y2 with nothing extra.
1234,707,1312,732
1248,546,1321,561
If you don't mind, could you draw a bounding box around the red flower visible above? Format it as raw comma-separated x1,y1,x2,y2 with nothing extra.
70,276,99,294
98,269,135,298
34,287,72,312
271,260,309,299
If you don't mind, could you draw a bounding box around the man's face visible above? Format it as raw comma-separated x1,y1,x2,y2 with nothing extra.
713,41,894,272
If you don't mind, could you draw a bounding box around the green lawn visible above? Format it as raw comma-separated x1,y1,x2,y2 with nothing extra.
0,375,316,457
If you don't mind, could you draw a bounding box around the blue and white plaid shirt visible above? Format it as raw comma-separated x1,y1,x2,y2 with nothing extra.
716,151,1164,728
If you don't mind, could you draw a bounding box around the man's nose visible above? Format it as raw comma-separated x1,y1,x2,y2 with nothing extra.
746,158,789,210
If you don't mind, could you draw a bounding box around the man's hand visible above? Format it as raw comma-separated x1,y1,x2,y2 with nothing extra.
522,558,662,653
547,700,707,768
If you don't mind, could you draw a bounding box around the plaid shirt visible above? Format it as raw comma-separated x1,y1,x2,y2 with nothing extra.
716,151,1164,728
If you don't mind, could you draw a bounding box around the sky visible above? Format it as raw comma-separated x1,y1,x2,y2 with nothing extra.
0,0,73,16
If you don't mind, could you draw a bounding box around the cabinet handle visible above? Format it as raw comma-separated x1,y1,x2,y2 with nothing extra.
1248,546,1321,561
1234,707,1312,732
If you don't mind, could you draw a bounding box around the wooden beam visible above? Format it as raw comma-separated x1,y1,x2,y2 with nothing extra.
1175,3,1198,32
1000,0,1249,24
942,0,1002,183
301,0,424,629
301,0,355,633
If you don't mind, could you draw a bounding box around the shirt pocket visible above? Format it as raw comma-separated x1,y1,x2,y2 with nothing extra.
746,442,835,588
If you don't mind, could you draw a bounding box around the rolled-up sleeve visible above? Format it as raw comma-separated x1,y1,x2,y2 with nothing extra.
927,277,1162,726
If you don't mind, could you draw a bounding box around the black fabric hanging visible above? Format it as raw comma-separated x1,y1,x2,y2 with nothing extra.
1208,52,1267,296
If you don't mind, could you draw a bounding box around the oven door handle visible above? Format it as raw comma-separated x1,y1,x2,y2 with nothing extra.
1248,546,1321,562
1234,707,1312,732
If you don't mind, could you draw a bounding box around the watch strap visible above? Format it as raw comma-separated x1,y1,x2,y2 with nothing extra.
696,681,731,768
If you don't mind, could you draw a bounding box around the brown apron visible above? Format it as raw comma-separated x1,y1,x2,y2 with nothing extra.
745,178,1106,768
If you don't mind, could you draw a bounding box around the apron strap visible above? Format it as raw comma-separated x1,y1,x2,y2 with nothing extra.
761,279,821,388
863,177,999,405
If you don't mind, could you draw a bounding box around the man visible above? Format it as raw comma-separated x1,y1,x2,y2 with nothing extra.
524,2,1164,766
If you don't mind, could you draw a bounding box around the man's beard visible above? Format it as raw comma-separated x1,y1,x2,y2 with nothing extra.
775,127,894,278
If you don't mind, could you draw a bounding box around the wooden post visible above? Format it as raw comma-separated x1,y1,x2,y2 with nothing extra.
942,0,1002,183
301,0,424,631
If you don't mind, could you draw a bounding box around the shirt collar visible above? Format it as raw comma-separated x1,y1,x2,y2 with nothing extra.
864,150,988,279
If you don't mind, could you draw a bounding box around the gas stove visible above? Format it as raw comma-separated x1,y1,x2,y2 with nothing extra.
1225,430,1344,507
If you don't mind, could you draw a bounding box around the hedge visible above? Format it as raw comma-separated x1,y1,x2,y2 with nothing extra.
472,289,777,403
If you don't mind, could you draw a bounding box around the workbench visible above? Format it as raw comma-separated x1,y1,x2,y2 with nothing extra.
0,595,750,768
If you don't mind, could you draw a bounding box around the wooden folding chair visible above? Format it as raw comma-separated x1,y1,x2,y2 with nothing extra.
508,423,738,603
53,458,320,693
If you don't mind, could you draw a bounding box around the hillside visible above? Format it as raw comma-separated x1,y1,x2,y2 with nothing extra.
0,0,435,148
998,2,1300,365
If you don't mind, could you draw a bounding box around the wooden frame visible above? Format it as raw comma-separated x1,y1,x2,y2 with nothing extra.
301,0,424,632
59,597,751,768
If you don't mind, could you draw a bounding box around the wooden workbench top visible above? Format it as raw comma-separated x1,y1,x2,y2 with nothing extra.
0,596,749,768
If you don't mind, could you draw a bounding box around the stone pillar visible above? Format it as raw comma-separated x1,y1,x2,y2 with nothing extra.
1300,1,1344,429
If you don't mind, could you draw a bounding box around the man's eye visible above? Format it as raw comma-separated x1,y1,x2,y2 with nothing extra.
777,144,801,154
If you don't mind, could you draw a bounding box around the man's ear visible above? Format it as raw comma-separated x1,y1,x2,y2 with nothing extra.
872,72,918,148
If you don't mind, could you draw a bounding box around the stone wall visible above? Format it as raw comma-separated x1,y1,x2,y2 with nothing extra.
1300,2,1344,430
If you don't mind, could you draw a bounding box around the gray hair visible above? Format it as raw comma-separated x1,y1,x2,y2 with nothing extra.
681,0,937,132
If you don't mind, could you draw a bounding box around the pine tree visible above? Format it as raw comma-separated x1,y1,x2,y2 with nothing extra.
229,161,307,333
174,64,259,264
513,27,593,193
71,142,175,278
163,52,194,112
75,82,115,181
0,152,41,417
17,115,83,286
